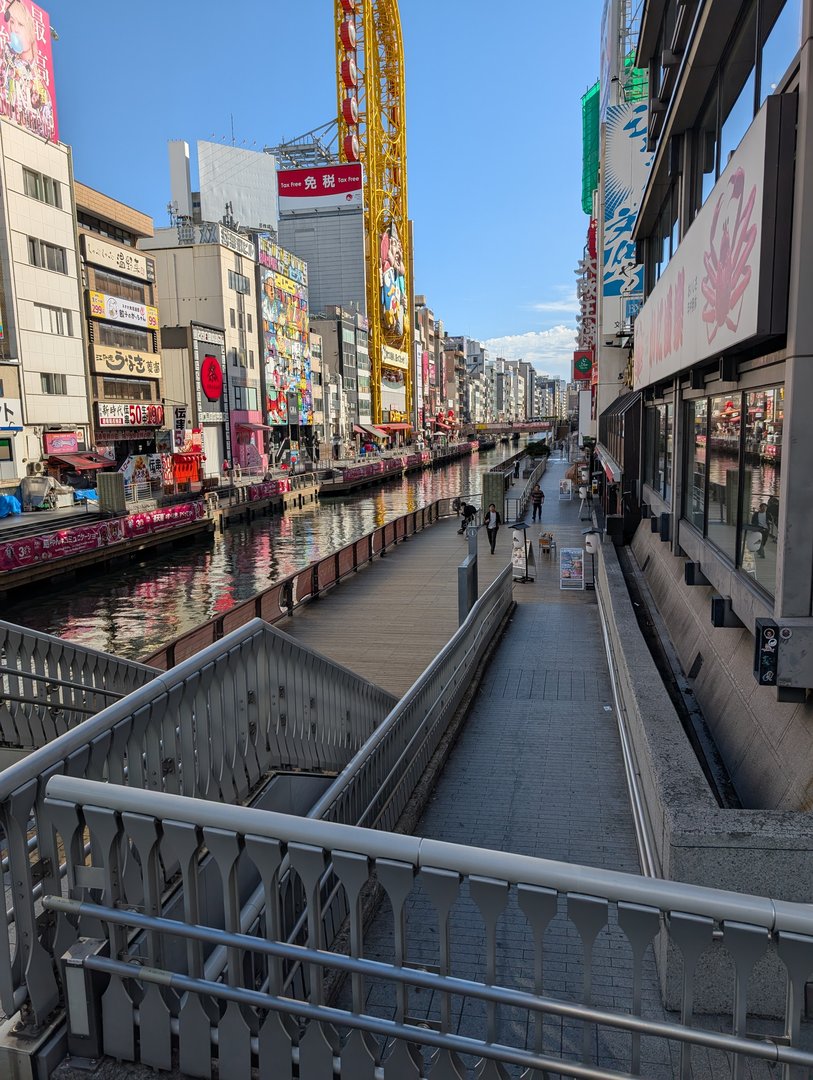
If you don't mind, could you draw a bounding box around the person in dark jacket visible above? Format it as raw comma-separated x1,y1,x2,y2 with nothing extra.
485,503,502,554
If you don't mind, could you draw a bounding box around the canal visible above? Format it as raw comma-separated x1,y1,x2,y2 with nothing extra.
5,443,518,661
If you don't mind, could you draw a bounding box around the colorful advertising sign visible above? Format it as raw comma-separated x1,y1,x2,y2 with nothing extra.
89,291,159,331
381,366,406,418
633,99,791,390
573,350,594,381
0,0,57,142
200,354,224,401
559,547,585,591
258,236,313,426
91,346,161,379
43,431,77,454
277,163,363,213
84,236,152,282
380,221,407,338
602,102,652,335
97,401,164,427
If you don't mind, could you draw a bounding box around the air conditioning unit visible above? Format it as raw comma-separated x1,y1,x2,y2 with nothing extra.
27,461,44,475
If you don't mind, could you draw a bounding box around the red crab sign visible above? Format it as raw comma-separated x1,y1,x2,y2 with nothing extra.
632,101,783,390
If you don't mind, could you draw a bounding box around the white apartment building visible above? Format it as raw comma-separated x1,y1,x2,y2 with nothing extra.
0,120,87,482
140,224,265,475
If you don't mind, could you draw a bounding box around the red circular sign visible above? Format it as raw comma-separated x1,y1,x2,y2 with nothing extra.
201,355,223,401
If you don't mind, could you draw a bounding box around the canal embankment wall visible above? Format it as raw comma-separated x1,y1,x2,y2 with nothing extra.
595,531,813,1013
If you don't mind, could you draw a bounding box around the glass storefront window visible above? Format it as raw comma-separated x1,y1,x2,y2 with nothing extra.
695,87,718,212
644,404,673,500
760,0,803,103
685,399,708,529
707,394,742,562
741,386,783,593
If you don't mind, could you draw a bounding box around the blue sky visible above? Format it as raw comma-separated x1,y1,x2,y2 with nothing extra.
46,0,602,378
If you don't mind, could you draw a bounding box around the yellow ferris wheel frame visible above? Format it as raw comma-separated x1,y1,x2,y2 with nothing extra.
334,0,411,426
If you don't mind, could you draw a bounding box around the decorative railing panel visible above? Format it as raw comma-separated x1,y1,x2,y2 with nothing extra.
45,774,813,1080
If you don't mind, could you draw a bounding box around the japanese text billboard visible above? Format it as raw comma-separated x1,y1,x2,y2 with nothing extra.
602,102,652,336
0,0,57,141
277,163,363,213
90,291,159,331
258,236,313,426
91,346,161,379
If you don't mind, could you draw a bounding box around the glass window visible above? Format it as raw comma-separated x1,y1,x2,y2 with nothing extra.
97,323,150,351
741,385,783,593
94,269,145,304
28,237,67,274
0,437,11,461
23,167,60,207
684,398,708,530
707,393,742,562
719,5,758,168
663,403,674,501
695,87,718,213
760,0,803,102
40,372,67,394
102,378,152,401
34,303,72,336
230,309,236,328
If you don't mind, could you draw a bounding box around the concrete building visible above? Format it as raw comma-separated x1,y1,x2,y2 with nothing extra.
625,0,810,809
140,223,264,476
75,184,164,471
0,119,88,483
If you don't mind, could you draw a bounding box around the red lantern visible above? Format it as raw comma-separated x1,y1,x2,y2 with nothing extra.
342,96,359,126
344,133,360,161
340,18,356,50
341,58,358,88
340,0,356,10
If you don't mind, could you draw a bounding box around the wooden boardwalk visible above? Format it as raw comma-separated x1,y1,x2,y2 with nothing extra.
280,457,594,697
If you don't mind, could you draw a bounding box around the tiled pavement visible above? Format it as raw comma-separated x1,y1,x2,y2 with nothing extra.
342,458,778,1078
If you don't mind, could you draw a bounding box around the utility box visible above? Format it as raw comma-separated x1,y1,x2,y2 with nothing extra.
97,471,126,515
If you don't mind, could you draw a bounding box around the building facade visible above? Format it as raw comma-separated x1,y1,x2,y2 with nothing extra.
141,223,264,476
629,0,809,809
0,120,87,483
75,183,164,472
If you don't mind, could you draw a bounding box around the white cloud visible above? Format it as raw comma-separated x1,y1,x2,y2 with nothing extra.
484,325,577,380
526,286,579,315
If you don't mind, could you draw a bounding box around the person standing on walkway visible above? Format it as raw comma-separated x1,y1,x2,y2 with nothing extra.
485,503,502,554
530,484,544,522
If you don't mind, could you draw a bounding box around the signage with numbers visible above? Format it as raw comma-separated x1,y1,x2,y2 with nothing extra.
97,401,165,427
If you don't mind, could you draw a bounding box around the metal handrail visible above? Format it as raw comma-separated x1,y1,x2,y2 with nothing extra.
44,774,813,1077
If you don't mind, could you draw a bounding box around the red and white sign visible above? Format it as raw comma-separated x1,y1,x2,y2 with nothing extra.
97,402,165,427
278,164,363,212
200,354,224,401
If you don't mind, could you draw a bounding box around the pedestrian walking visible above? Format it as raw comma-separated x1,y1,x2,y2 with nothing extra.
485,502,502,554
530,483,544,522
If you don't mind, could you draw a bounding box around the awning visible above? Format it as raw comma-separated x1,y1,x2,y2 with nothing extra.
380,423,412,431
361,424,388,439
595,446,622,483
237,422,273,431
353,425,367,436
49,453,109,471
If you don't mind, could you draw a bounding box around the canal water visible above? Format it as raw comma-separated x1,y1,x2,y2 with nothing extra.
5,444,518,661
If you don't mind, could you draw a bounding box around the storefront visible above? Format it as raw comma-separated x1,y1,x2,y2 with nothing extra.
192,326,230,478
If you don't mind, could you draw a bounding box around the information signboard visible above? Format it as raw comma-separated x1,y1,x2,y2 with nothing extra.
559,479,573,501
560,547,585,591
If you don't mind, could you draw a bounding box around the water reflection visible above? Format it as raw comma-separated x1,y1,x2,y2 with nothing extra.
5,446,514,660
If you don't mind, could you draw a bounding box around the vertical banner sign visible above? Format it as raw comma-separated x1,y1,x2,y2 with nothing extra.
603,102,653,337
753,618,779,686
